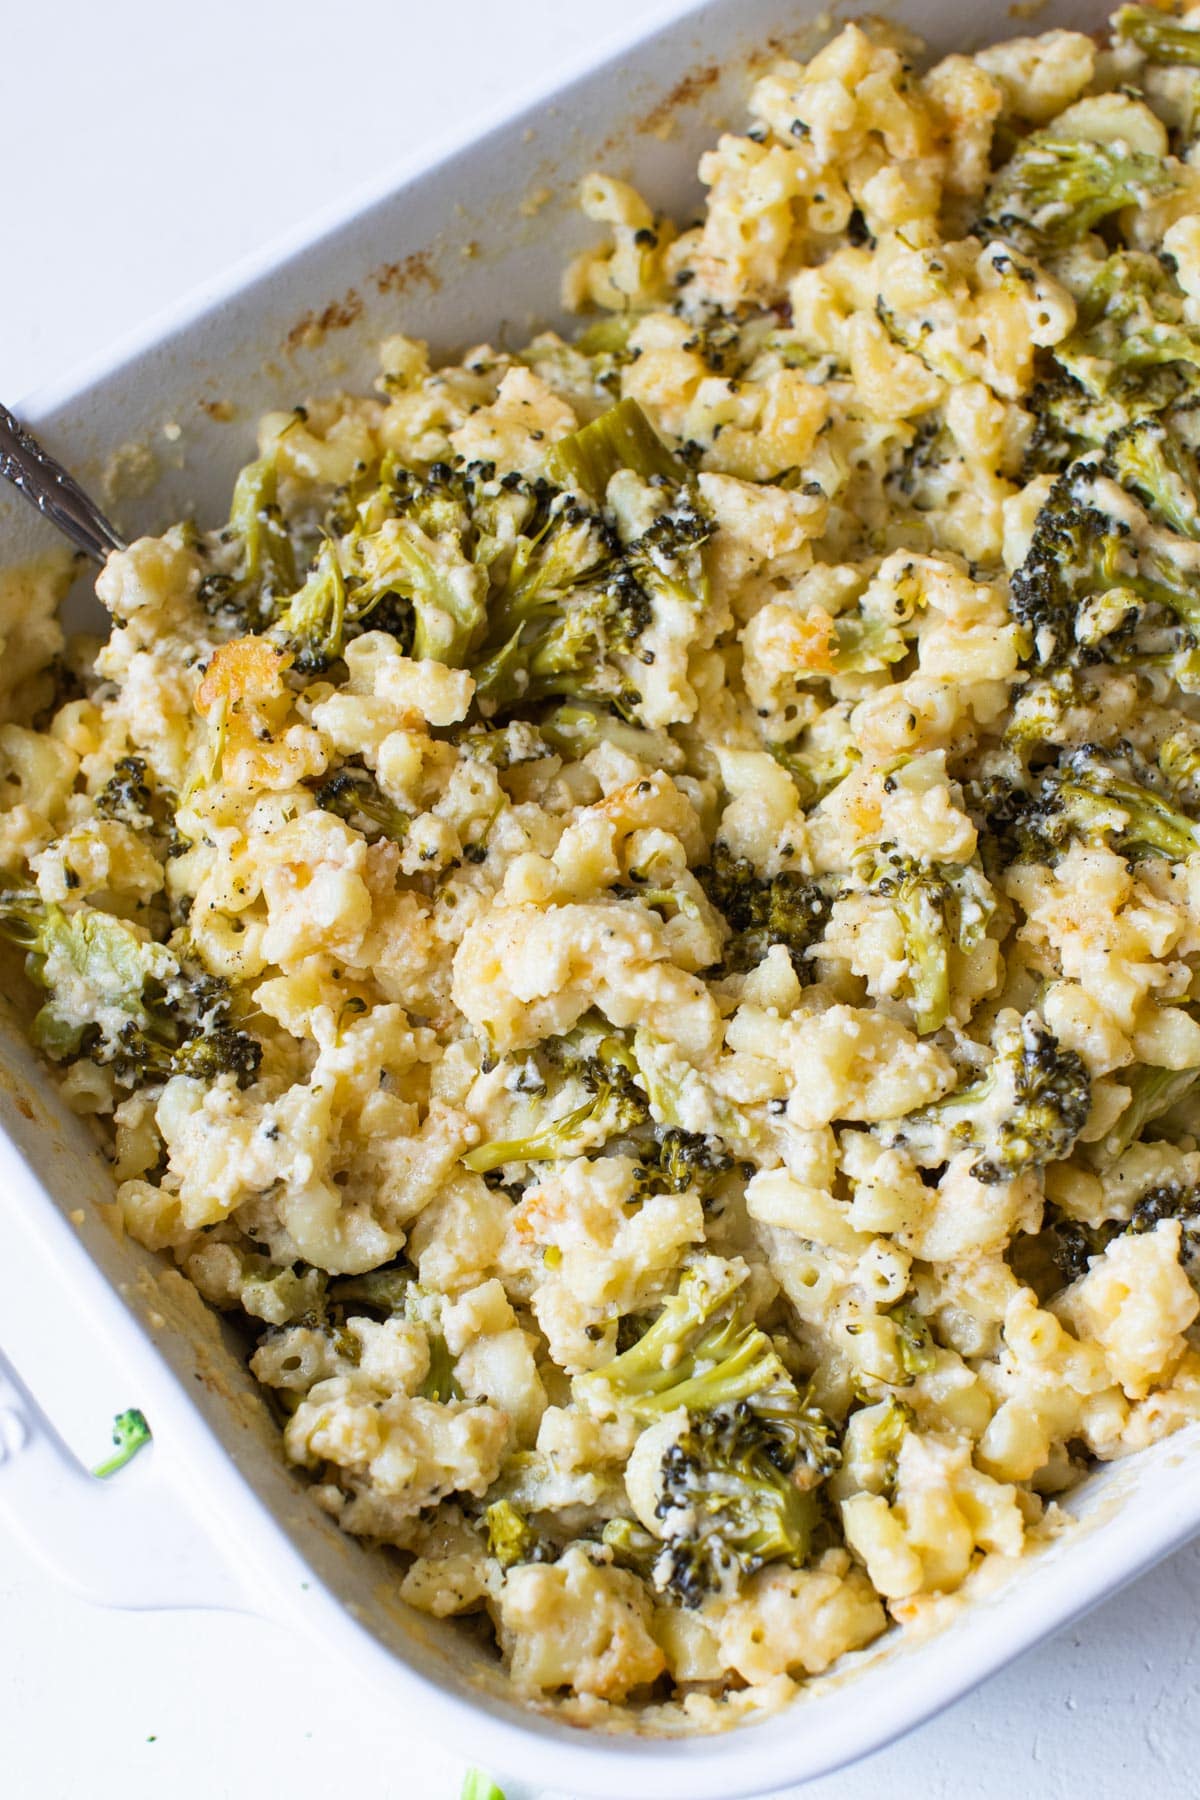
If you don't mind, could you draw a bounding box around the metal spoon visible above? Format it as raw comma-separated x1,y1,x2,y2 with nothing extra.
0,402,126,561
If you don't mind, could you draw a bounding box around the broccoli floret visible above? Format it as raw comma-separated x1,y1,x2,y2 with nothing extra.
1115,4,1200,65
472,490,709,717
1106,416,1200,539
326,1262,413,1315
214,453,297,622
350,468,490,666
600,1515,663,1577
544,397,685,502
271,539,346,672
844,1396,913,1503
92,1408,152,1478
975,133,1178,253
1008,453,1200,672
1013,1179,1200,1300
578,1264,836,1603
966,1017,1092,1183
1128,1180,1200,1256
1009,461,1145,667
1017,356,1199,478
885,1011,1091,1183
696,842,832,977
1158,722,1200,803
651,1400,823,1605
576,1261,790,1420
630,1126,735,1204
538,701,679,768
619,492,712,614
462,1032,649,1173
469,496,642,712
94,756,155,831
857,849,996,1035
1011,749,1200,864
1008,1211,1119,1301
0,891,261,1086
312,766,410,842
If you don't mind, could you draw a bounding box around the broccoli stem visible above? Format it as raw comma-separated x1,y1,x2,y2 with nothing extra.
544,398,685,502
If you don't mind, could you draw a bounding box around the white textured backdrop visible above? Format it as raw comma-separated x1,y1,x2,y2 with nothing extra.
1,3,1197,1795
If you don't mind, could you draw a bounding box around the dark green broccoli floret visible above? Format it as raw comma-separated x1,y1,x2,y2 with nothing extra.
0,891,261,1087
148,968,264,1087
347,460,492,666
313,766,410,842
857,849,996,1035
975,134,1179,253
1009,749,1200,864
577,1263,837,1603
271,539,346,672
544,397,685,502
1007,1213,1114,1301
1007,451,1200,673
966,1016,1092,1183
327,1262,413,1315
886,1012,1091,1183
1008,461,1145,667
1012,1179,1200,1301
1106,416,1200,539
212,452,298,624
680,309,746,377
696,842,832,977
92,1408,152,1478
469,496,637,711
1018,356,1200,479
1128,1181,1200,1252
462,1032,649,1173
1115,5,1200,65
1057,253,1200,398
94,756,155,830
651,1400,823,1606
620,492,712,613
472,489,709,717
630,1127,735,1204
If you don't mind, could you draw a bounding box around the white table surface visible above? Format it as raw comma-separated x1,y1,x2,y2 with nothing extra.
1,3,1198,1795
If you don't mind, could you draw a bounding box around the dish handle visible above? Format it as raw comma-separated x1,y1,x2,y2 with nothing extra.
0,1345,253,1613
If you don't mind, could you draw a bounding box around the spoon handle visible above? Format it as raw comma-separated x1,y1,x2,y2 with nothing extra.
0,402,126,561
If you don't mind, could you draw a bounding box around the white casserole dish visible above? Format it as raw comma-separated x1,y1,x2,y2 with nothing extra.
2,2,1197,1794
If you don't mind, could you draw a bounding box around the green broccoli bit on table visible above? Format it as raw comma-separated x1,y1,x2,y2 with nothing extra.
93,1408,152,1479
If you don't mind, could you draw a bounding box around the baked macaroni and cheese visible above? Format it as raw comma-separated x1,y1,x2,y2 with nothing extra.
5,2,1200,1730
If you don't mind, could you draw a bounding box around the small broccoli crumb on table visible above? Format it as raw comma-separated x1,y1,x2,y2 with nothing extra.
6,0,1200,1730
